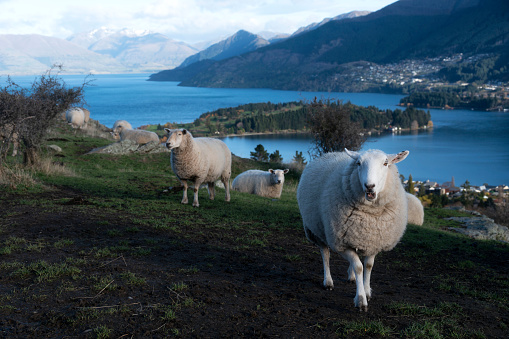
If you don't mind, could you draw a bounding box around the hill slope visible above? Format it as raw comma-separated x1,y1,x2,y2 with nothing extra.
149,0,509,90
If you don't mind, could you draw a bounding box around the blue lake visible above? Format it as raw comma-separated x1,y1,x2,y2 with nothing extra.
5,73,509,186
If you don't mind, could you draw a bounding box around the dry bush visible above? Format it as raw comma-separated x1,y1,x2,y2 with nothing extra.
306,98,366,158
35,157,77,177
481,201,509,227
0,165,37,189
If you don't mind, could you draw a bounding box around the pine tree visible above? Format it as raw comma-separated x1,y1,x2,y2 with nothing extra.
250,144,269,162
269,150,283,163
407,174,415,193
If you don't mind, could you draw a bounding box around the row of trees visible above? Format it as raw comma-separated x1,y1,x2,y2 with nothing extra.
400,91,500,110
194,99,431,136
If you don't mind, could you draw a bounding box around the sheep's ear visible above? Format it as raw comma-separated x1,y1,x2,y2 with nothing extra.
345,148,359,159
164,128,171,134
389,150,409,164
283,169,289,174
269,169,274,174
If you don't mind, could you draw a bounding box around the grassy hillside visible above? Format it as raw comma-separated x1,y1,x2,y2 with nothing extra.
0,125,507,337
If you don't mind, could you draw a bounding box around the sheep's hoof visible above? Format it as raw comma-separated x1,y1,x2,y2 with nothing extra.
323,281,334,290
192,202,200,207
354,295,368,312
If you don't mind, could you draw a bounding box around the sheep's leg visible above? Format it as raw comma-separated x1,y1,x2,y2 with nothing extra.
181,180,189,204
192,180,203,207
207,182,215,200
222,177,230,202
346,263,356,282
363,255,375,300
341,249,368,311
320,247,334,290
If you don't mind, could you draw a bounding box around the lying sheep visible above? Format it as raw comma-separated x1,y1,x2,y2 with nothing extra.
232,169,289,199
65,108,86,129
407,193,424,225
0,123,19,156
113,129,160,145
297,148,410,311
111,120,133,139
164,128,231,207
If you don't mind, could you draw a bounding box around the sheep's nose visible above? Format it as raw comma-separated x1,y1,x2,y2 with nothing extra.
365,183,375,190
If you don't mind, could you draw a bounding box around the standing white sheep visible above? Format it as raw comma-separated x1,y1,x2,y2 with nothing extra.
111,120,133,139
232,169,289,199
297,148,409,311
65,108,86,129
407,193,424,225
164,128,231,207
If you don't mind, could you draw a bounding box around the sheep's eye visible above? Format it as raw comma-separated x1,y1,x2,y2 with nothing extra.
383,160,388,166
356,161,361,166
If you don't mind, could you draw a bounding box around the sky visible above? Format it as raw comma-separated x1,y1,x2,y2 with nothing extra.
0,0,397,44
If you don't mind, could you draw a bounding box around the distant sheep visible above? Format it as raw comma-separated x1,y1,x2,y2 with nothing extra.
65,108,86,129
164,128,231,207
297,148,409,311
232,169,289,199
111,120,133,139
0,123,19,156
113,129,160,145
407,193,424,225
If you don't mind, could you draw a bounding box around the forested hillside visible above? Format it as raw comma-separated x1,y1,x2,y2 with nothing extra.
173,101,431,136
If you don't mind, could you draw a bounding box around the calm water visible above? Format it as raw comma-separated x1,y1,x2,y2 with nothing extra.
5,73,508,186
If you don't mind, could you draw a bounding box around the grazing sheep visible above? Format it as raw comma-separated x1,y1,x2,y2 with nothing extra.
407,193,424,226
164,128,231,207
111,120,133,139
65,108,85,129
0,123,19,156
232,169,289,199
113,129,160,145
297,148,409,311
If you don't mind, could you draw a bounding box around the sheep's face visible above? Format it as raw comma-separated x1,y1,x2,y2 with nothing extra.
269,169,289,185
164,128,186,149
346,149,409,202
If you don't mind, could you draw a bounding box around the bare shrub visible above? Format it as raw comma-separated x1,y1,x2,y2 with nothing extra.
0,66,87,166
306,98,366,158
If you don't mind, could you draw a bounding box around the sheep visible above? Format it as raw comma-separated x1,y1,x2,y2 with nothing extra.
0,123,19,156
164,128,231,207
65,107,86,129
111,120,133,139
407,193,424,226
232,169,289,199
296,148,410,311
113,128,160,145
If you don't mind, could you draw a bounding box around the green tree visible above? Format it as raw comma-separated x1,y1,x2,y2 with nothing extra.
292,151,307,165
250,144,269,162
407,174,415,193
269,150,283,163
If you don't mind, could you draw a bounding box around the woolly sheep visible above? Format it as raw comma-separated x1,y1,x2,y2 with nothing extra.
297,148,409,311
407,193,424,226
232,169,289,199
113,129,160,145
0,123,19,156
111,120,133,139
164,128,231,207
65,107,85,129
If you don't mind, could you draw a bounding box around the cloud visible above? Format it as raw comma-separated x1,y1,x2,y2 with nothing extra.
0,0,396,43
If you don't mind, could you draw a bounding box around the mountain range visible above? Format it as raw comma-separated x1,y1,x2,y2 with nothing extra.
149,0,509,91
0,10,371,76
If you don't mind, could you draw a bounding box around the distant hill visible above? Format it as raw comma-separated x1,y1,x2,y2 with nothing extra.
0,34,124,75
68,28,199,72
291,10,371,37
178,30,269,68
149,0,509,91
